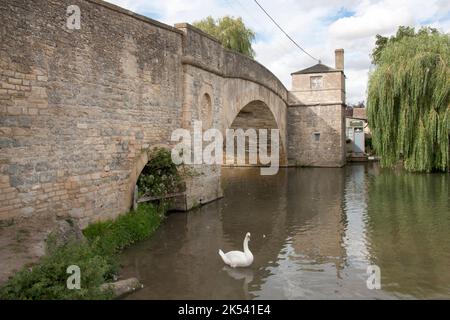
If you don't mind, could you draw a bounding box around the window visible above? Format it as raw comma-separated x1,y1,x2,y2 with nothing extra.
314,132,320,142
310,76,323,89
347,128,353,139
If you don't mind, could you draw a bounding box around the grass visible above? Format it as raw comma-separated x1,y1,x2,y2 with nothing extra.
83,203,166,278
0,203,165,300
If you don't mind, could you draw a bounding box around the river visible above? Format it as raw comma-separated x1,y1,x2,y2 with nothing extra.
119,164,450,299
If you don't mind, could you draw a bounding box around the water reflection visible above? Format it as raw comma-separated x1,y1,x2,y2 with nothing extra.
365,168,450,298
223,267,254,300
119,164,449,299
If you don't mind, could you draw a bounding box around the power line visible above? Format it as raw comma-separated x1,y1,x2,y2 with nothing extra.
253,0,320,63
229,0,294,59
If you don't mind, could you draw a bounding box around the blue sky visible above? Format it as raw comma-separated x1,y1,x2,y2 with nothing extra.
106,0,450,104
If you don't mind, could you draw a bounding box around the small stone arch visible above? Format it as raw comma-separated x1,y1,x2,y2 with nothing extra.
125,144,172,210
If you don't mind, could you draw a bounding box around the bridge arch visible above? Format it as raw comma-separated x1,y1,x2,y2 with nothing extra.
223,100,287,166
126,144,173,211
220,79,288,166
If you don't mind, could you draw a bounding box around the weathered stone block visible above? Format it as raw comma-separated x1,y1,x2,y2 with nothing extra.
8,78,22,85
2,82,15,90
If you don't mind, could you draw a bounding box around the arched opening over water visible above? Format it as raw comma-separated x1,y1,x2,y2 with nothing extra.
127,146,186,211
223,100,286,167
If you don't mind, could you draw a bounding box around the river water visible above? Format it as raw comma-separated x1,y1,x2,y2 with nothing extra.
120,164,450,299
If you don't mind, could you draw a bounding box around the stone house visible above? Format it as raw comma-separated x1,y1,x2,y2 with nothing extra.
287,49,347,167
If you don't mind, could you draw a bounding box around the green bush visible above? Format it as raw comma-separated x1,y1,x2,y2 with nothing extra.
137,148,183,197
0,239,113,300
0,203,165,300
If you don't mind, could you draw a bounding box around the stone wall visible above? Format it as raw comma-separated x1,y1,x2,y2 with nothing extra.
0,0,184,226
290,72,345,104
287,104,346,167
176,23,288,103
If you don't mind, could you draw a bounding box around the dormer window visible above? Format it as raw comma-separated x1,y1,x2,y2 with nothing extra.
310,76,323,89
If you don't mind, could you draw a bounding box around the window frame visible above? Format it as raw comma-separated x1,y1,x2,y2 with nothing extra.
310,76,323,90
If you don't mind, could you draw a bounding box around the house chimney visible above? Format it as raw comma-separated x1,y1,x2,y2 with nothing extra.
335,49,344,70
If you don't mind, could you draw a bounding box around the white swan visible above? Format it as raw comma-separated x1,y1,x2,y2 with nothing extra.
219,232,254,268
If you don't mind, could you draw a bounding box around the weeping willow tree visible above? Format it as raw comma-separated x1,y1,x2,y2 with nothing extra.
367,29,450,172
193,16,256,58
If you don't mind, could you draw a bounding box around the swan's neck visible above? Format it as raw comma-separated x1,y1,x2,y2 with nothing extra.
243,238,251,255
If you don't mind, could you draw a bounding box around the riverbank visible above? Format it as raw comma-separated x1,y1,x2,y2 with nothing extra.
0,215,55,286
0,203,165,299
0,148,181,299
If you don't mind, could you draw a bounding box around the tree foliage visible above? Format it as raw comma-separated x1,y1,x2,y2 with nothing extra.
367,28,450,172
193,16,256,58
371,26,439,65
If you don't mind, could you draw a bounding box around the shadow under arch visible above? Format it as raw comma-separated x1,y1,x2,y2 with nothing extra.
223,100,287,167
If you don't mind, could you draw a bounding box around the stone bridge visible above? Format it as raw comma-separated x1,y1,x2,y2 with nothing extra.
0,0,346,227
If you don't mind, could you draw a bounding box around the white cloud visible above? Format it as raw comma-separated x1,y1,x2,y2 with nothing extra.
327,0,450,102
105,0,450,104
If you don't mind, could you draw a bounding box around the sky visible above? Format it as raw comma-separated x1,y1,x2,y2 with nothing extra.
105,0,450,104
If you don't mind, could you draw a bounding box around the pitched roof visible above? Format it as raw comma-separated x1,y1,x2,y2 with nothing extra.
352,107,367,120
291,63,341,75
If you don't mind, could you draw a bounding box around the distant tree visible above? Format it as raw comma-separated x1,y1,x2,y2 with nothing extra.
371,26,439,64
367,27,449,172
193,16,256,58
